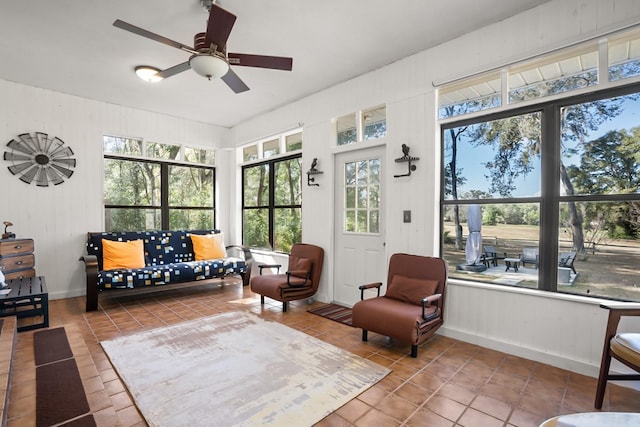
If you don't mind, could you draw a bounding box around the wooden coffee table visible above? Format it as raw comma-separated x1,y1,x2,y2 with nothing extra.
0,276,49,332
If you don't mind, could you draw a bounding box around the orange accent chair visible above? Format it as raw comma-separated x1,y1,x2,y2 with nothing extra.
250,243,324,312
595,302,640,409
352,254,447,357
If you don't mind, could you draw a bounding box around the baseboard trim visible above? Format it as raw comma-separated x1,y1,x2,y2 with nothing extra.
438,326,599,378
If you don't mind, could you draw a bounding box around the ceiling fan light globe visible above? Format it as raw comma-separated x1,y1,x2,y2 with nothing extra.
135,66,163,82
189,55,229,79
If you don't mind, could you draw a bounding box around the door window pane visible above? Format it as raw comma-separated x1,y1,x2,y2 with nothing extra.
344,159,380,234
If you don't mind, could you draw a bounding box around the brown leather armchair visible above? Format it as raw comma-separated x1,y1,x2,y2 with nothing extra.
352,254,447,358
595,302,640,409
250,243,324,312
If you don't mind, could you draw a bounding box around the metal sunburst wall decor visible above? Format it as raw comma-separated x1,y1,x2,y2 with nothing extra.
4,132,76,186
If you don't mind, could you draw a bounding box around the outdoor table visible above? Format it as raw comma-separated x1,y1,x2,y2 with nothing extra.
504,257,522,272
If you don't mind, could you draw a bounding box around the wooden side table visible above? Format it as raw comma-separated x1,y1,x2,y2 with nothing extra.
0,276,49,332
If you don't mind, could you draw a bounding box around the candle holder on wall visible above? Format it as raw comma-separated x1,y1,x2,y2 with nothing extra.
394,144,419,178
306,158,323,186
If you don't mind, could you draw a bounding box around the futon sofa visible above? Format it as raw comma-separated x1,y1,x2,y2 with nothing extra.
80,230,252,311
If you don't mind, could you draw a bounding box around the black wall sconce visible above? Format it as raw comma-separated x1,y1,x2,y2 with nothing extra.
394,144,419,178
306,158,324,186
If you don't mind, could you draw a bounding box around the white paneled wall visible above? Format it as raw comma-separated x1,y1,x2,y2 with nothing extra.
0,80,229,300
231,0,640,377
2,0,640,378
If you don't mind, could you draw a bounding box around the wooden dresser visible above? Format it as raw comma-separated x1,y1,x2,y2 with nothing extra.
0,238,35,280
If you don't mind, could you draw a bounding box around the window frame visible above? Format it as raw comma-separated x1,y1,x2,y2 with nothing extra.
103,154,216,231
440,80,640,298
241,153,302,252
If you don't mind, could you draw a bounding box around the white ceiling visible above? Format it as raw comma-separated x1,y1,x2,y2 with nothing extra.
0,0,551,128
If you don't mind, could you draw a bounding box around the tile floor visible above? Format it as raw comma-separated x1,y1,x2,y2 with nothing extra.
6,278,640,427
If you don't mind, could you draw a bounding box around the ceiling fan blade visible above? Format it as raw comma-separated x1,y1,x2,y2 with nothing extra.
221,69,249,93
113,19,197,54
205,4,237,49
156,62,191,78
227,53,293,71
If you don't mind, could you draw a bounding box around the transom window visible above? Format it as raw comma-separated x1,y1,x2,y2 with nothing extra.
335,105,387,146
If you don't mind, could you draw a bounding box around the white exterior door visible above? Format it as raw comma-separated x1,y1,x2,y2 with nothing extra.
333,146,386,307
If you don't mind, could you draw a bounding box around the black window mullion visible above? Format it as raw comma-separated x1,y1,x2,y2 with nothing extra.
539,105,561,292
268,163,276,250
160,163,170,229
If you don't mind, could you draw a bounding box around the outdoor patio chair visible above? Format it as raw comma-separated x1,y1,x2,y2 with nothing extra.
250,243,324,312
351,254,447,358
482,245,507,267
520,247,539,269
595,302,640,409
559,251,577,274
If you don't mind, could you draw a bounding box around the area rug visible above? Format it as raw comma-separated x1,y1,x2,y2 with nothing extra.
308,303,353,326
101,311,390,427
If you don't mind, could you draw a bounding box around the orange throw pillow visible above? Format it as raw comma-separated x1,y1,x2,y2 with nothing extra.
190,233,227,261
102,239,146,271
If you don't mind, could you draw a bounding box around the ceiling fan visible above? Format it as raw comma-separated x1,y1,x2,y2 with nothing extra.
113,3,293,93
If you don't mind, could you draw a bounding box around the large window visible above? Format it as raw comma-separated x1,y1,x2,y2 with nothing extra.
242,155,302,253
103,136,215,231
441,85,640,301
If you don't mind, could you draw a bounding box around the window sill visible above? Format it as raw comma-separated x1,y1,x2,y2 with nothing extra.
448,277,613,306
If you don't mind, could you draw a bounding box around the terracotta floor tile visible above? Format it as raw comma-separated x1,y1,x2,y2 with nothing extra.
405,407,455,427
5,279,640,427
458,407,504,427
425,395,467,422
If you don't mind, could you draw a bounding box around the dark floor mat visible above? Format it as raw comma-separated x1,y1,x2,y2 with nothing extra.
34,327,73,366
59,414,97,427
36,358,90,427
308,303,353,326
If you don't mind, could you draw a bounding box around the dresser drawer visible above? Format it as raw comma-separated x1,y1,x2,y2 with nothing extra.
0,254,35,273
3,268,35,281
0,239,34,257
